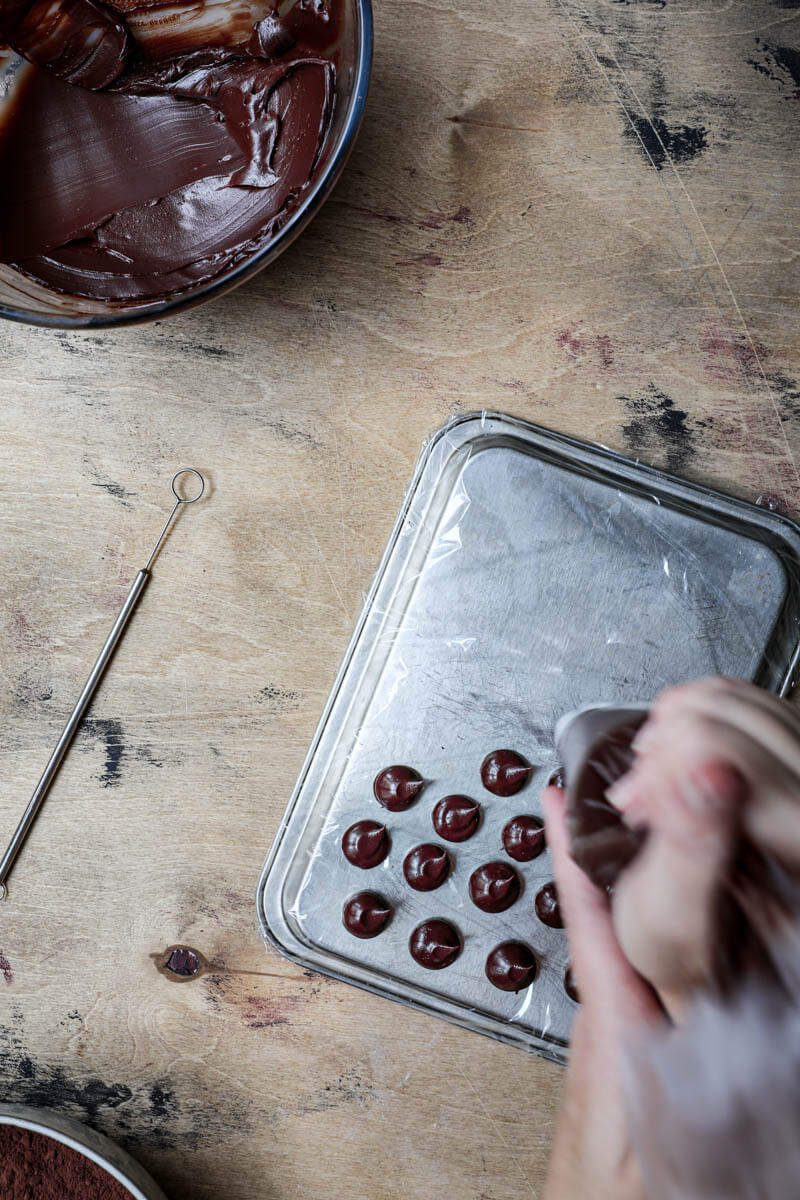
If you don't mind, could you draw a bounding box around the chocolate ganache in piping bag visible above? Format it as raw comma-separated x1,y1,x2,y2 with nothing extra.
0,0,340,301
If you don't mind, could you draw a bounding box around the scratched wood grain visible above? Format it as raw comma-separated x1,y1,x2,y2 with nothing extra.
0,1,799,1197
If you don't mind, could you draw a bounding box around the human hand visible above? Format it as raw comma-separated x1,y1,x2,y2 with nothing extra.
543,678,800,1198
542,784,663,1200
606,677,800,1003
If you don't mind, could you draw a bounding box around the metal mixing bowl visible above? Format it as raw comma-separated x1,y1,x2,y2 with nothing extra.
0,0,372,329
0,1103,168,1198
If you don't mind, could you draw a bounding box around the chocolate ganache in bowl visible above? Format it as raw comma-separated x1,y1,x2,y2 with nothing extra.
0,0,372,326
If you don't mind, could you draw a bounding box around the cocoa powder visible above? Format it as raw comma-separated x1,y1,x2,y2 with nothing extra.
0,1123,134,1199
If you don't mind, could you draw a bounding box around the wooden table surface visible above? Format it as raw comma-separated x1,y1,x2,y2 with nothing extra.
1,1,799,1196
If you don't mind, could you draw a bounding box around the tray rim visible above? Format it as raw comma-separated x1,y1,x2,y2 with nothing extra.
255,410,800,1058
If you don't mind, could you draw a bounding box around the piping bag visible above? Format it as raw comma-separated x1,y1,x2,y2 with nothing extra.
556,704,800,1199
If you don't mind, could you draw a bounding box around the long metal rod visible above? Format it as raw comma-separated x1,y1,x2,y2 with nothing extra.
0,570,150,898
0,468,205,899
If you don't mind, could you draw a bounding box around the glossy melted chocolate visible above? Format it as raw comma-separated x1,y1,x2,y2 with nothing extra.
0,0,131,89
469,861,521,913
0,0,339,301
480,749,532,797
409,919,461,970
341,820,390,869
373,765,424,812
534,882,563,928
403,844,450,892
502,814,545,862
432,795,480,843
485,941,537,992
343,891,392,938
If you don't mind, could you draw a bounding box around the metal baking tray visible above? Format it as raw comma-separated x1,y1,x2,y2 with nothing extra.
257,411,800,1062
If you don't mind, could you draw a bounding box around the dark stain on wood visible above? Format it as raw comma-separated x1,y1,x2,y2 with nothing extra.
81,718,125,786
85,463,138,507
167,340,237,360
396,253,442,268
0,1007,253,1151
242,995,301,1028
14,667,53,707
257,684,302,712
620,384,706,473
624,114,708,168
556,327,615,368
748,39,800,97
77,718,174,785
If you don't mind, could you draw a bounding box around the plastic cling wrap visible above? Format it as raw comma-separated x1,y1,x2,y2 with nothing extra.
257,412,800,1061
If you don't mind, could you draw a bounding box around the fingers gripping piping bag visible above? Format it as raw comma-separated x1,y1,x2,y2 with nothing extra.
257,412,800,1061
557,704,800,1195
557,700,799,991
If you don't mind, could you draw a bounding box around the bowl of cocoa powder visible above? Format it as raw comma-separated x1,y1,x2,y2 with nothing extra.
0,1104,167,1200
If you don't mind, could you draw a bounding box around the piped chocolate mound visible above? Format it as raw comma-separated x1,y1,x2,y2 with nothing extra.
403,844,450,891
502,814,545,862
373,765,424,811
469,861,521,913
534,882,563,928
565,966,580,1002
409,919,461,970
480,749,532,796
432,795,480,842
341,820,390,869
343,891,392,938
485,942,537,992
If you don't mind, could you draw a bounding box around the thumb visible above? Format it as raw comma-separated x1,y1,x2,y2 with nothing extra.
543,785,661,1027
611,760,746,1008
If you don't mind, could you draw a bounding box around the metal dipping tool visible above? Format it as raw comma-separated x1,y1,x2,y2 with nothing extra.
0,468,206,900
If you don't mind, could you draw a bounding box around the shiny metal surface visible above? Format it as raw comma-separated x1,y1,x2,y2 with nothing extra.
258,412,800,1061
0,470,205,898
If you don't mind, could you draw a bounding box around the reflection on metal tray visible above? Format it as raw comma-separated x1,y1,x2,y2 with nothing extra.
257,412,800,1062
